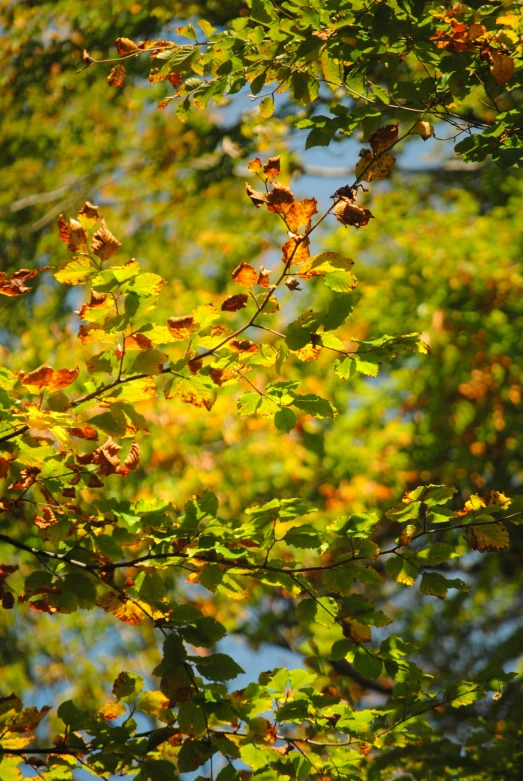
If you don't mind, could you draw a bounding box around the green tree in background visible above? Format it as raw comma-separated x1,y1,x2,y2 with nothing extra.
1,1,522,780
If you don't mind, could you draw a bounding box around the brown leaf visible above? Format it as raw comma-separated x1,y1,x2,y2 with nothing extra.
19,364,54,388
257,266,271,287
57,215,88,252
398,524,417,545
266,183,295,216
69,425,99,440
91,219,122,261
369,124,399,154
77,201,100,229
263,156,281,179
48,367,79,392
245,182,267,208
248,158,263,172
490,52,515,84
230,340,258,354
115,37,139,54
167,315,198,340
355,149,396,182
221,294,248,312
333,199,374,228
342,618,371,643
83,49,94,64
88,473,104,488
232,262,257,288
107,64,126,87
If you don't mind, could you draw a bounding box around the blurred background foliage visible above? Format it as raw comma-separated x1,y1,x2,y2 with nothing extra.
1,0,521,760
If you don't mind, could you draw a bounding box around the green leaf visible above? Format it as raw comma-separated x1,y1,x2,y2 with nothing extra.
57,700,91,730
353,648,383,681
112,671,144,701
385,555,419,586
259,95,275,118
63,572,97,609
292,394,337,418
333,356,356,380
180,617,227,647
284,524,322,548
274,407,296,431
177,740,215,773
419,572,449,599
130,349,168,375
54,257,95,285
296,596,338,627
324,270,359,292
193,653,244,681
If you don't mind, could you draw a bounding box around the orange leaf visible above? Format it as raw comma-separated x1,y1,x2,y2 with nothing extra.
248,157,263,172
108,64,126,87
91,219,122,261
19,364,54,388
117,441,140,477
48,367,79,392
281,236,310,266
285,198,318,233
99,701,126,721
221,294,248,312
232,262,257,288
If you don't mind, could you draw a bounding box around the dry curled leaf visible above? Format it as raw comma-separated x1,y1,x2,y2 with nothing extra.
115,37,139,54
107,64,126,87
263,156,280,179
69,425,99,440
257,266,271,287
0,267,51,297
333,199,374,228
117,441,140,477
91,219,122,261
245,182,267,208
412,121,435,140
57,215,88,252
284,277,301,291
221,294,248,312
232,262,257,288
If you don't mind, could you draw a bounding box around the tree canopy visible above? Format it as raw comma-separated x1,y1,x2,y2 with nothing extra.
1,2,522,780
